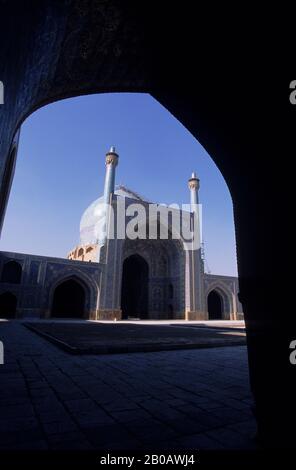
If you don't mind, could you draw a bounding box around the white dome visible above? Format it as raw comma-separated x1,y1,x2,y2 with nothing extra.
80,186,148,246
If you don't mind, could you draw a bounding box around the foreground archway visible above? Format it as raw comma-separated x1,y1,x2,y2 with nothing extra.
121,254,149,319
0,1,293,448
0,292,17,318
207,290,223,320
51,279,85,318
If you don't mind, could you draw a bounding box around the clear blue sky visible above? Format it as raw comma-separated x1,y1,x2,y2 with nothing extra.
0,93,237,276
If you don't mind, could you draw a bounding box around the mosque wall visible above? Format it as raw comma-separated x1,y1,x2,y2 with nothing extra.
0,250,243,321
67,243,98,262
204,273,243,320
0,251,101,319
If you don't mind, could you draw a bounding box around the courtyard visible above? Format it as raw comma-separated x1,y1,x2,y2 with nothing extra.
0,320,255,452
24,320,246,354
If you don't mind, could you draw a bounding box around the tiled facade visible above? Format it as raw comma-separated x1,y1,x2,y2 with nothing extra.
0,149,243,321
0,236,243,321
0,251,101,319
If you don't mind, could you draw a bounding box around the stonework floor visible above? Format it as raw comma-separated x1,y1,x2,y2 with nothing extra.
0,321,256,451
24,320,246,354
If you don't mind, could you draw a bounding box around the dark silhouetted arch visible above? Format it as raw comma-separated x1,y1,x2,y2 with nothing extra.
121,254,149,319
51,279,85,318
0,292,17,318
0,147,17,232
207,290,223,320
0,0,294,448
1,260,22,284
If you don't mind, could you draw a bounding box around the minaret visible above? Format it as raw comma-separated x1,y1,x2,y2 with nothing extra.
103,146,119,204
188,171,201,243
188,172,200,209
185,171,205,320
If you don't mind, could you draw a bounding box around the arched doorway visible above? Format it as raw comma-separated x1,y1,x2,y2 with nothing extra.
121,254,149,319
207,290,223,320
0,292,17,318
51,279,86,318
1,260,22,284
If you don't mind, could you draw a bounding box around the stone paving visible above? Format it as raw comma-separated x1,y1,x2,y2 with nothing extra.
0,321,256,451
24,320,246,354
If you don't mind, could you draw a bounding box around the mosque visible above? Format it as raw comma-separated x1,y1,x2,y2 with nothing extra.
0,147,243,321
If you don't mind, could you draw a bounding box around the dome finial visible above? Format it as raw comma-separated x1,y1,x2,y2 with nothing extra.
110,146,116,153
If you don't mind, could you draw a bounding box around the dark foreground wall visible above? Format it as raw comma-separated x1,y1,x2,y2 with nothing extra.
0,0,294,448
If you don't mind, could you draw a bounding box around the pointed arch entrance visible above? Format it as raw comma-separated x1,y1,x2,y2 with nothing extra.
207,289,223,320
1,260,22,284
51,279,86,318
121,254,149,319
0,292,17,318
